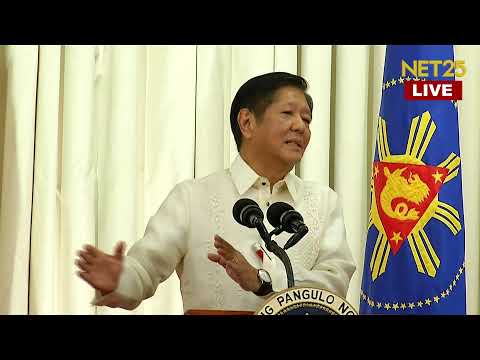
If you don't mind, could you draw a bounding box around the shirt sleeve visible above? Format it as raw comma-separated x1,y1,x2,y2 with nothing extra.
92,181,191,310
262,189,356,299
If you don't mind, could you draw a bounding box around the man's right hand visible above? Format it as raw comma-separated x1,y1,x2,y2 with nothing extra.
75,241,126,296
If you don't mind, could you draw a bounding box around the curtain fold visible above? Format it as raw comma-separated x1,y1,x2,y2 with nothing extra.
30,45,61,314
140,45,197,315
60,46,97,314
332,46,370,308
298,45,333,186
0,45,38,314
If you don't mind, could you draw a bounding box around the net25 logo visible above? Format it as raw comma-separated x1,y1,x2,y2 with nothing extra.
402,60,466,100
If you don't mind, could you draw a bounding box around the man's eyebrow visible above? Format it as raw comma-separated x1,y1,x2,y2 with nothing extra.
283,101,306,107
281,101,311,115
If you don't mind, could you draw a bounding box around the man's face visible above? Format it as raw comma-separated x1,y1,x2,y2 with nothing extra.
250,86,312,168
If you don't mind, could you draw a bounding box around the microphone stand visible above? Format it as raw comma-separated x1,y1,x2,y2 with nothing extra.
284,226,309,251
265,239,295,289
253,221,299,289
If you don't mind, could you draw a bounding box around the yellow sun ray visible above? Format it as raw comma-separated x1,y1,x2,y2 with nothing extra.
370,232,390,280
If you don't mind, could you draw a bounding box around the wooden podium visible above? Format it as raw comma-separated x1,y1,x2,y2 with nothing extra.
184,309,254,315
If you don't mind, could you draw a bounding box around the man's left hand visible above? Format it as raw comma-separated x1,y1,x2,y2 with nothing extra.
207,234,261,292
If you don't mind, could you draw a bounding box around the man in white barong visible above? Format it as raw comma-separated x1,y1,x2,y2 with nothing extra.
75,72,356,313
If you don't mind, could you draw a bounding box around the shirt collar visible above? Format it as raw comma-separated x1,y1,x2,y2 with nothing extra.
230,155,302,203
284,172,301,204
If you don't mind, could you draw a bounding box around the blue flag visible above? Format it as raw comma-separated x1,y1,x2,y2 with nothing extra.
360,45,466,314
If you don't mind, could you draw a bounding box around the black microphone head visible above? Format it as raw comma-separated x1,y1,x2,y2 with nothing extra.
233,198,263,228
266,202,294,228
233,198,257,224
281,210,305,233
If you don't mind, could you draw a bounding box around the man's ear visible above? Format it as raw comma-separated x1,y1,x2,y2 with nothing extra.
238,108,256,140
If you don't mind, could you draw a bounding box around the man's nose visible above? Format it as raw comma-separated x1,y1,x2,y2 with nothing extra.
291,114,306,133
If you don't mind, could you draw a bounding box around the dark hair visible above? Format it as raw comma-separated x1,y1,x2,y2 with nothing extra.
230,72,313,151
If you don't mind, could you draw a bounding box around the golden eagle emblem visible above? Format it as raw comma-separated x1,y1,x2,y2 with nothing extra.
380,167,430,221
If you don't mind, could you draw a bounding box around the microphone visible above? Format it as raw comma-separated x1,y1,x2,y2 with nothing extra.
232,198,296,288
232,198,269,242
233,198,264,228
267,202,309,234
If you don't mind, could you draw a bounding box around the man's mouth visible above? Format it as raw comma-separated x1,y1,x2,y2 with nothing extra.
285,140,302,149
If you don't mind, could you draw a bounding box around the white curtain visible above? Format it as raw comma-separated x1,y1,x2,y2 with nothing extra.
0,45,478,314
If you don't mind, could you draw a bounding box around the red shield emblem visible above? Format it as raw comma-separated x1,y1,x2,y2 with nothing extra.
373,161,449,255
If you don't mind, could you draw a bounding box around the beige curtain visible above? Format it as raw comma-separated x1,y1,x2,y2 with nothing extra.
0,45,478,315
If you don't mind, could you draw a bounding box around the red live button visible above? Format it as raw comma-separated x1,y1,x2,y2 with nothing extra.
404,80,462,100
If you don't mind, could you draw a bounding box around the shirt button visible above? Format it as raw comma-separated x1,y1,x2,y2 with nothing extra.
262,182,266,186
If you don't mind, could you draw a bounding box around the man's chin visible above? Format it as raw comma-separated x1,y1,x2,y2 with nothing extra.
280,152,303,167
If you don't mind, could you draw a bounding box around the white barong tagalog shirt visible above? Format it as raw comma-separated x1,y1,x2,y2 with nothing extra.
94,155,356,312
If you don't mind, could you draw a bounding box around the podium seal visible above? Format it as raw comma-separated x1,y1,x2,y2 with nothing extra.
255,287,358,315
